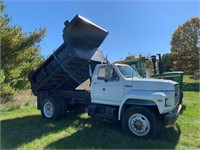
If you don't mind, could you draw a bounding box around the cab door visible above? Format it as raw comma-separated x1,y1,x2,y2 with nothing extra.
91,65,124,106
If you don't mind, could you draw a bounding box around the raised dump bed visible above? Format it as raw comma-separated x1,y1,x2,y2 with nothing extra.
29,15,108,95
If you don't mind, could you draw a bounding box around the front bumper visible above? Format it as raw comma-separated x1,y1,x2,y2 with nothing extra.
164,104,182,125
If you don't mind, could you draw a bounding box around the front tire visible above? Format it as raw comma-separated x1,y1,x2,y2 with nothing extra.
122,106,160,138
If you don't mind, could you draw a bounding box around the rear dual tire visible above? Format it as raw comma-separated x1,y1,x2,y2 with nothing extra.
41,97,67,120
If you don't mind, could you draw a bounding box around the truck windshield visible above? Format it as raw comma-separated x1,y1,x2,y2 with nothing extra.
116,65,141,78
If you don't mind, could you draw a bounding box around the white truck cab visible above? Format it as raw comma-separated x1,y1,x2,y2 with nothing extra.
89,63,182,138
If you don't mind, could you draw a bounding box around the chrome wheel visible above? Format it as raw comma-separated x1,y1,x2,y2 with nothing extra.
128,113,150,136
43,102,54,118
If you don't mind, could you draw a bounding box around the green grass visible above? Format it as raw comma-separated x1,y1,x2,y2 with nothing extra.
182,75,200,92
1,91,200,149
0,90,37,112
183,75,200,83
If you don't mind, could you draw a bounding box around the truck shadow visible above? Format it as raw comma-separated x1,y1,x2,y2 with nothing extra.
45,117,181,149
180,104,187,115
45,123,181,149
1,111,85,149
1,111,181,149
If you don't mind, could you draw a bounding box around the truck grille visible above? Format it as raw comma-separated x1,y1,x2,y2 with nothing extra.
175,84,180,105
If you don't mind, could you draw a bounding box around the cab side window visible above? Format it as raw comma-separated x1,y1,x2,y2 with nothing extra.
97,66,120,81
111,69,120,81
97,67,106,80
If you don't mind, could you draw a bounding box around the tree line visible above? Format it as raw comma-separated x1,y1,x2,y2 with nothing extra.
162,17,200,79
0,2,46,103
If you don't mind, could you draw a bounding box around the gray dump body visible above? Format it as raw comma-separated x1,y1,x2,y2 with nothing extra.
29,15,108,96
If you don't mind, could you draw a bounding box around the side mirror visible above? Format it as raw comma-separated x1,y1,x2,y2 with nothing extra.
105,65,112,82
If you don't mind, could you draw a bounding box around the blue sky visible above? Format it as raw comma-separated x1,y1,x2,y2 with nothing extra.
4,0,200,62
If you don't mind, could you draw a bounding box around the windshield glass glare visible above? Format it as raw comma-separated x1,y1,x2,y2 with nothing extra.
116,65,141,78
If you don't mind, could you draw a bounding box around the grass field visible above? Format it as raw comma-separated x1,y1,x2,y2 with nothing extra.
183,75,200,83
1,79,200,149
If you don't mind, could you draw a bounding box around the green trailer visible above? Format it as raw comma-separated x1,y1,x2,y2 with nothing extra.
152,71,184,90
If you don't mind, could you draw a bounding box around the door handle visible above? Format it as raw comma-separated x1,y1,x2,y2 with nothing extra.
93,82,100,84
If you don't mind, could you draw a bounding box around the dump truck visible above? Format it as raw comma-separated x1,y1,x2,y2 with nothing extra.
29,15,182,138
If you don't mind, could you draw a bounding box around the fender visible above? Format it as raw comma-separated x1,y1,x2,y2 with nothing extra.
118,90,168,120
152,91,176,114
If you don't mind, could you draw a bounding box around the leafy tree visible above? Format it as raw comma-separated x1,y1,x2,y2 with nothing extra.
0,2,46,102
162,53,172,72
170,17,200,74
145,58,154,70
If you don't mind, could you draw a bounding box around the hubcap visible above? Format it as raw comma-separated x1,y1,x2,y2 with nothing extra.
43,102,54,118
128,113,150,136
